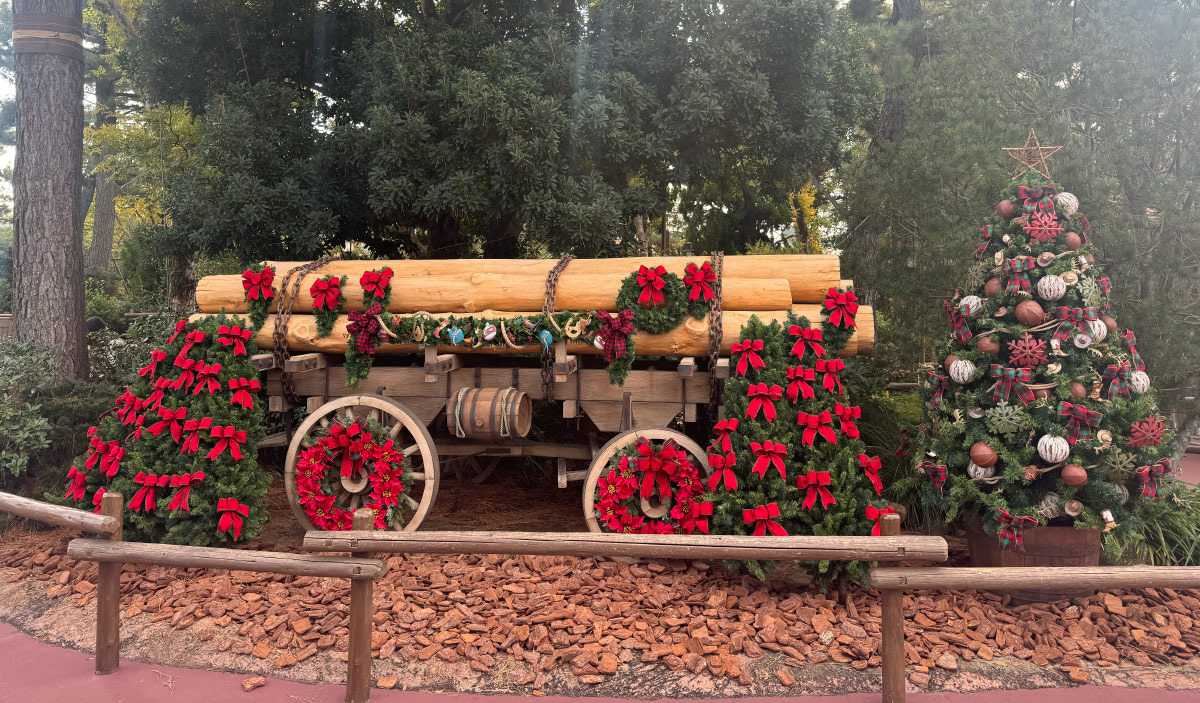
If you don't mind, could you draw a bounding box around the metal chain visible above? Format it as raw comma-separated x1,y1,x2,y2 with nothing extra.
274,256,333,406
707,251,724,420
540,254,575,401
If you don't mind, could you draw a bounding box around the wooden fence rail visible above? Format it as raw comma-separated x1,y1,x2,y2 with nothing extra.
0,491,119,536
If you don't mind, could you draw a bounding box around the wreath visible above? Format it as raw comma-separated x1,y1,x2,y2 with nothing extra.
241,265,275,330
592,437,712,534
360,266,395,309
294,417,409,530
310,274,347,337
616,265,691,334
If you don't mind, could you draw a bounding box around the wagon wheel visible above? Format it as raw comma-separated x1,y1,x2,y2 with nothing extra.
581,428,709,533
284,395,439,532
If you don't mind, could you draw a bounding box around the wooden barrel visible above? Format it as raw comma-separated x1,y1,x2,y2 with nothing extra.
445,387,532,442
966,517,1101,604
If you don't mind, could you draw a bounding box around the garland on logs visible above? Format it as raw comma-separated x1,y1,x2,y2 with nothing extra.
345,270,396,387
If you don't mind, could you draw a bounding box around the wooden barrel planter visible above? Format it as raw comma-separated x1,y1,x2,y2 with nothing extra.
966,517,1101,604
446,387,532,442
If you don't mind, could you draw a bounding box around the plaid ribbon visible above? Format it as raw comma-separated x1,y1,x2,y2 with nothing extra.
797,471,836,509
309,276,342,311
1139,458,1174,498
865,505,896,536
1122,330,1144,371
1018,183,1058,214
167,471,205,512
595,309,635,362
824,288,858,328
785,366,816,402
147,405,188,443
743,503,787,536
348,303,385,354
926,369,951,409
989,364,1034,405
192,362,223,396
1056,401,1104,443
1053,306,1100,343
995,508,1038,551
181,417,213,455
217,498,250,540
858,454,883,495
816,358,845,396
207,425,248,461
943,300,973,345
636,264,668,306
64,466,88,501
683,262,715,302
129,473,170,513
1002,256,1036,294
217,325,252,356
709,418,738,453
974,225,993,259
732,339,765,376
706,451,739,492
788,326,826,359
138,349,167,379
796,410,837,447
229,378,261,409
921,461,946,495
242,267,275,301
750,440,788,480
1103,362,1132,399
746,384,783,422
1098,274,1110,310
835,403,861,439
1080,216,1093,245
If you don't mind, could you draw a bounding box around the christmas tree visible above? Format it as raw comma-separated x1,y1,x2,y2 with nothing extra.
708,289,890,585
920,131,1175,552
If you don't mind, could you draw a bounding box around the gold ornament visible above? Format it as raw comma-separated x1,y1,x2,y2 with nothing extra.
412,324,425,342
1061,271,1079,285
1047,362,1062,374
1096,430,1113,449
1002,128,1063,180
994,251,1005,266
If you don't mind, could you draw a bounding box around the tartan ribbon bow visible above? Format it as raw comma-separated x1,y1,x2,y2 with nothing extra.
360,268,394,299
943,300,973,344
732,339,765,377
180,417,213,455
816,359,845,396
147,405,188,443
921,461,947,495
217,325,252,356
100,442,124,479
178,330,207,359
835,403,861,439
145,377,171,412
824,288,858,328
192,362,223,396
683,262,715,302
858,454,883,495
64,466,88,501
635,439,680,500
327,422,366,477
746,384,782,422
709,418,738,453
865,505,896,536
675,499,714,535
242,267,275,301
309,276,342,310
1098,274,1109,308
1056,401,1104,443
138,349,168,379
1139,459,1173,498
1017,183,1058,214
750,440,788,480
167,471,205,512
129,473,171,513
796,410,837,447
706,451,739,492
785,366,816,402
743,503,787,536
166,319,187,345
229,378,261,409
974,225,993,259
1122,330,1144,371
347,303,385,354
636,264,668,306
595,309,635,362
1080,216,1093,244
926,369,951,409
1103,362,1132,400
797,471,836,509
207,425,247,461
788,326,826,359
995,509,1038,551
989,365,1034,405
1053,307,1100,343
1002,256,1036,294
897,429,911,457
171,357,199,391
217,498,251,540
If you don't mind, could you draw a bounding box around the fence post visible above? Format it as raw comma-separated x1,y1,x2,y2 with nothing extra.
345,509,375,703
95,492,123,675
879,513,905,703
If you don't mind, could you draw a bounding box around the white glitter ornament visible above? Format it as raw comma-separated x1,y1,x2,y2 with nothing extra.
1037,434,1071,464
967,461,995,480
1054,192,1080,217
949,359,977,384
1087,319,1107,342
1036,274,1066,302
959,295,984,319
1039,492,1062,519
593,335,606,351
1130,370,1151,394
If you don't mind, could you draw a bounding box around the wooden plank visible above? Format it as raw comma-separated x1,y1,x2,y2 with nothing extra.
676,357,696,378
345,510,374,703
581,401,681,433
67,539,386,580
0,491,119,536
879,514,904,703
424,347,460,382
250,353,277,371
552,341,577,383
305,396,327,413
259,432,289,448
95,492,123,675
869,566,1200,591
269,395,297,412
713,358,730,380
283,352,329,373
437,440,593,461
304,531,950,562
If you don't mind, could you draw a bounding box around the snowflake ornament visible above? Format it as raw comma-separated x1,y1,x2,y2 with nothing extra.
1007,333,1048,367
1024,212,1064,244
1129,416,1165,448
1104,449,1138,478
985,402,1030,439
1078,276,1102,308
963,262,990,293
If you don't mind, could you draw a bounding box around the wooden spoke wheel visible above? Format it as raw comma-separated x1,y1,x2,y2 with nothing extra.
581,428,709,533
285,395,439,532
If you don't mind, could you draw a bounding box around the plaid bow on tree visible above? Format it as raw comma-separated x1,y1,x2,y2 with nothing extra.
921,460,947,495
348,303,386,354
995,509,1038,551
1053,307,1100,343
1002,256,1036,294
943,300,973,345
1122,330,1145,371
1139,459,1173,498
797,471,836,509
926,369,951,409
788,326,826,358
989,365,1034,405
1017,183,1058,214
1102,362,1132,399
974,225,993,259
1057,401,1104,443
824,288,858,328
595,309,636,362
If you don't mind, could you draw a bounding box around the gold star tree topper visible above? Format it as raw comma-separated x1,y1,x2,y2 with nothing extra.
1002,129,1062,179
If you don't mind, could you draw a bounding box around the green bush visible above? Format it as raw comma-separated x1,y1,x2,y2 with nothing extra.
89,314,184,384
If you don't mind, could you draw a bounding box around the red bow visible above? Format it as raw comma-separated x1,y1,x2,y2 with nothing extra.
217,325,252,356
816,358,845,396
974,225,993,259
1053,307,1100,343
242,267,275,301
207,425,247,461
181,417,213,455
797,471,836,509
64,466,88,501
743,503,787,536
990,365,1034,405
707,452,739,492
229,378,261,409
144,379,170,413
995,509,1038,551
1122,330,1145,371
178,330,207,359
360,268,394,299
84,432,107,471
1056,401,1104,444
168,471,206,512
171,357,198,391
921,461,947,495
100,442,124,478
858,454,883,495
309,276,342,311
147,406,188,443
865,505,896,536
709,418,738,453
943,300,973,345
120,393,145,425
636,264,667,306
835,403,861,439
635,439,679,500
166,320,187,345
113,389,139,423
732,339,765,376
750,440,788,480
326,422,366,477
92,487,108,514
824,288,858,328
796,410,837,447
746,384,782,422
595,309,636,362
789,326,826,359
683,262,715,302
674,499,714,535
785,366,816,402
192,362,223,396
138,349,168,379
129,473,170,513
217,498,251,540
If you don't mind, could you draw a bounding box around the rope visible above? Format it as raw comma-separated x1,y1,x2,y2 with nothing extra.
707,251,725,420
540,255,575,401
273,257,333,406
451,387,471,439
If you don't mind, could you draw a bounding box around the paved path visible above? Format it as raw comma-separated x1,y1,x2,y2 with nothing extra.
3,622,1198,703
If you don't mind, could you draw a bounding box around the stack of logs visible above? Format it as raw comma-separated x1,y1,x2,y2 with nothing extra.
194,256,873,357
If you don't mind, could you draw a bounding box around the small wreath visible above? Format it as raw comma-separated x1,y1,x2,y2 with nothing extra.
295,417,409,529
310,274,347,337
616,266,689,334
592,437,712,534
360,266,394,309
241,265,275,330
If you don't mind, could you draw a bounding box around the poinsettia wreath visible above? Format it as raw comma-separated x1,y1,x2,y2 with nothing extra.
242,265,275,330
310,274,348,337
592,437,713,534
295,417,410,530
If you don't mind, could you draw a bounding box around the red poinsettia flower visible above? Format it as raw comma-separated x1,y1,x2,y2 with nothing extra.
636,520,676,535
597,468,636,503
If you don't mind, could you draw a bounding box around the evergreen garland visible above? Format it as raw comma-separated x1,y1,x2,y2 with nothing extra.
615,269,688,334
310,274,347,338
241,265,275,331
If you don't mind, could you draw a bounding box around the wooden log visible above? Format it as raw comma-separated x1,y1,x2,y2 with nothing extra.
66,539,386,579
197,272,795,315
303,530,949,563
194,305,874,358
345,510,374,703
0,491,119,536
868,566,1200,591
95,492,123,675
879,514,905,703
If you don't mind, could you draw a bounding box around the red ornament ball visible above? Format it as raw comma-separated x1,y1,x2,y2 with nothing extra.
944,354,959,373
1069,382,1087,398
1015,300,1046,326
969,442,998,468
976,336,1000,355
1061,464,1088,487
1102,315,1118,333
1064,232,1082,250
996,200,1017,220
984,278,1003,298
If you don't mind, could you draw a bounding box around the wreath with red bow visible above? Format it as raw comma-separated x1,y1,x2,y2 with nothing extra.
241,265,275,330
615,265,704,335
294,417,410,530
310,274,348,337
592,437,713,535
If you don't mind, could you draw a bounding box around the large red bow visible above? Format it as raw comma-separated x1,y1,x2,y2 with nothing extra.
138,349,168,379
595,309,636,362
816,359,845,396
635,439,680,500
858,454,883,495
673,499,714,535
1018,183,1058,214
743,503,787,536
995,509,1038,552
166,319,187,345
309,276,342,311
147,405,188,443
360,268,394,299
113,389,139,423
746,384,782,422
181,417,213,455
824,288,858,328
229,378,261,409
636,265,667,307
171,357,198,391
64,466,88,501
100,441,124,478
178,330,207,359
835,403,861,439
785,366,816,402
325,422,366,477
683,262,715,302
207,425,247,461
989,365,1034,405
709,418,738,453
1139,459,1173,498
1102,362,1132,400
732,339,765,377
788,326,826,359
921,461,946,495
168,471,206,512
706,451,739,492
192,362,223,396
347,303,385,354
1002,256,1035,294
865,505,896,536
217,325,252,356
129,473,170,513
217,498,251,540
242,267,275,301
796,410,837,447
750,440,788,480
797,471,836,509
943,300,973,345
91,487,108,514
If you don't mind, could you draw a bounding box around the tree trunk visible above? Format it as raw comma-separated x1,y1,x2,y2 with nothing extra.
875,0,922,144
426,214,460,259
482,214,522,258
12,0,88,380
87,171,116,272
